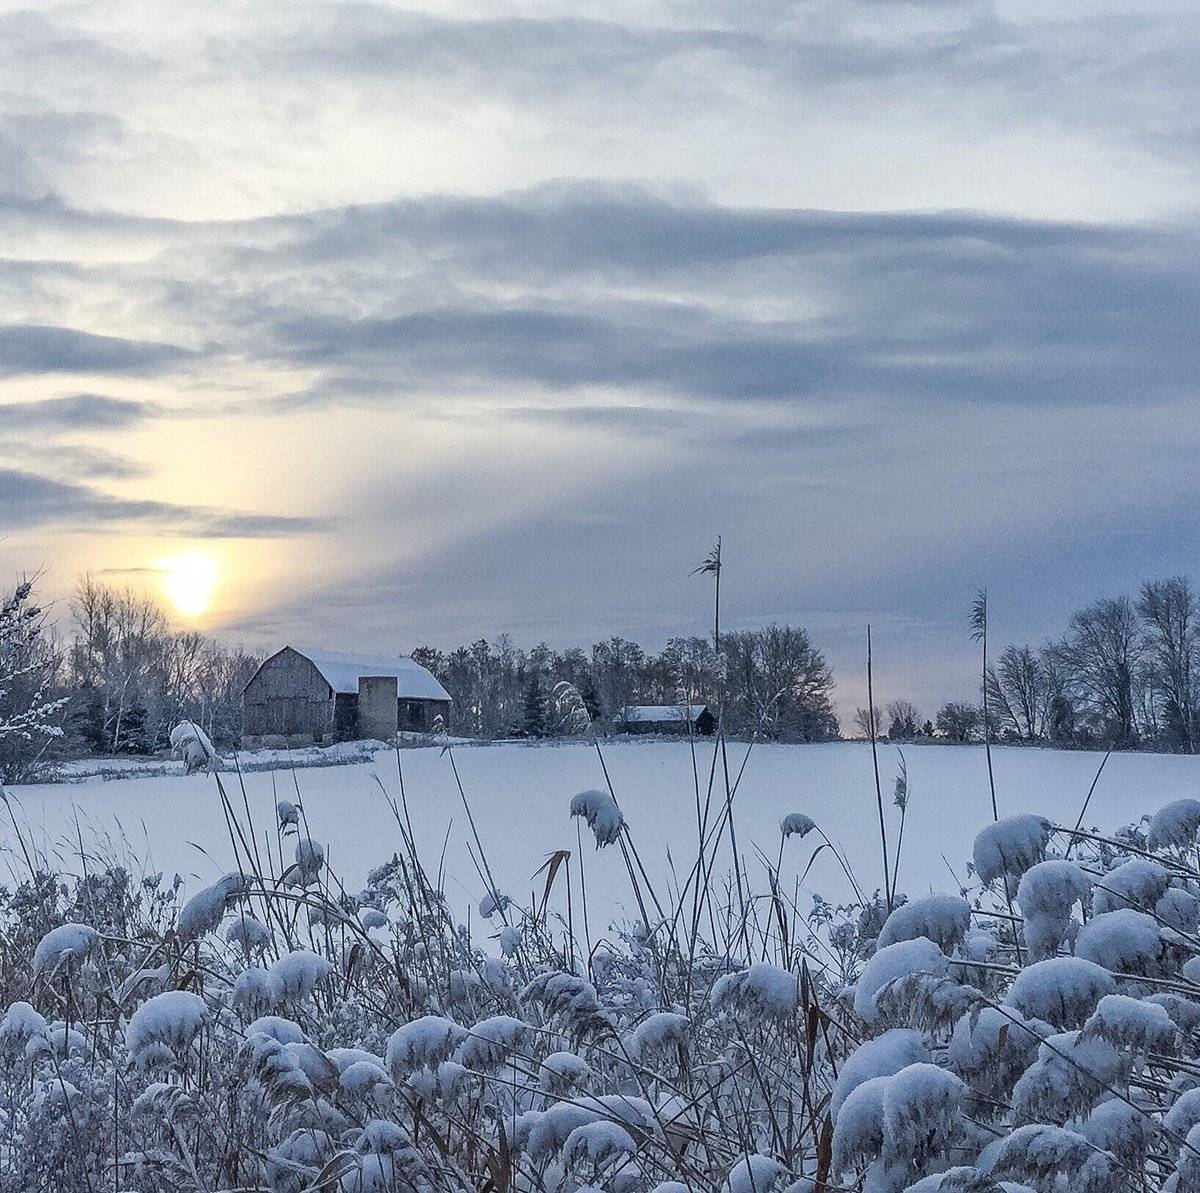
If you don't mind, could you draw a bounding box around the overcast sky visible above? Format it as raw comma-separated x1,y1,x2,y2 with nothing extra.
3,0,1199,718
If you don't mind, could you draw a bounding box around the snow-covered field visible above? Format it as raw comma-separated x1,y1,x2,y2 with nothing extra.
7,739,1197,929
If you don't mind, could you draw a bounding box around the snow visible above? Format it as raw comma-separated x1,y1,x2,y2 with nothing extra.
853,937,947,1023
267,949,334,1002
780,811,816,839
627,1011,689,1057
125,990,208,1061
177,873,248,939
539,1050,592,1094
1004,956,1116,1029
32,922,97,975
721,1154,791,1193
972,814,1052,884
169,721,218,773
1091,857,1171,915
1074,908,1163,972
9,739,1200,942
386,1016,467,1076
618,704,708,724
876,893,971,952
288,647,451,702
712,962,799,1019
1083,993,1178,1052
1148,797,1200,851
455,1014,528,1071
830,1029,929,1121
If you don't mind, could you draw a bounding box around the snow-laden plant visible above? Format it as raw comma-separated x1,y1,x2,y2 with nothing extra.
876,893,971,953
9,753,1200,1190
973,814,1052,883
570,787,624,848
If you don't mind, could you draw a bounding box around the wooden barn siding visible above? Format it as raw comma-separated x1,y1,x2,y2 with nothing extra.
243,647,334,739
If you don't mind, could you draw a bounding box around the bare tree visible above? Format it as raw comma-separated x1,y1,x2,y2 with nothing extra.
1137,576,1198,752
1060,595,1143,745
985,645,1048,741
855,705,885,739
885,699,921,740
936,701,981,742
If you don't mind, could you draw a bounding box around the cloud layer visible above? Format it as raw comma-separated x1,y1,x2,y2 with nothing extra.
2,1,1199,714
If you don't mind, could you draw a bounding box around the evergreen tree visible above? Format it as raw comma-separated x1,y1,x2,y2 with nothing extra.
522,675,547,738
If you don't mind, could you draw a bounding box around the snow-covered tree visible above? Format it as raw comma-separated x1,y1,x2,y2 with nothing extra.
0,578,66,783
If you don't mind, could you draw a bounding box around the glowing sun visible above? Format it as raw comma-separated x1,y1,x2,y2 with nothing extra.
162,554,217,617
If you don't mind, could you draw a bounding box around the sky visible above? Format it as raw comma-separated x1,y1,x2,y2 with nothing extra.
3,0,1200,721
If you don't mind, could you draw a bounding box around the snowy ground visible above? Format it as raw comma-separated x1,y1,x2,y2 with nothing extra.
6,740,1199,935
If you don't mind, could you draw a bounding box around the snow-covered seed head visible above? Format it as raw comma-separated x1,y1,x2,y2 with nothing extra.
853,937,947,1024
711,962,799,1020
478,891,510,919
781,812,816,840
1005,956,1116,1029
177,873,249,940
720,1153,792,1193
876,893,971,953
126,990,209,1068
290,838,325,886
881,1062,964,1173
1148,798,1200,852
275,799,300,834
972,814,1052,884
32,923,97,977
386,1016,468,1078
570,788,624,848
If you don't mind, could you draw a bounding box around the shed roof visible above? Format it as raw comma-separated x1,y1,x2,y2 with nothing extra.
618,704,710,724
293,647,451,702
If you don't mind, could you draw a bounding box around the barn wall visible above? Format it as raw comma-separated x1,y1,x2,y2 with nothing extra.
242,648,334,740
359,676,399,740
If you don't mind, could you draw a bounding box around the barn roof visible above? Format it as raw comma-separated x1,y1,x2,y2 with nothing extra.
618,704,710,724
293,647,451,702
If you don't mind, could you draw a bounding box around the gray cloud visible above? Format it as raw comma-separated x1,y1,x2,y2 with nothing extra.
0,393,160,429
0,326,188,378
0,468,329,539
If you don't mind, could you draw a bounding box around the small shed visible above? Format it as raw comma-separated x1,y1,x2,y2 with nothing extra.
616,704,715,736
242,646,451,746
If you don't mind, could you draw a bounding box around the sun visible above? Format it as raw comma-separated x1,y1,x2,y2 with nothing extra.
162,554,217,618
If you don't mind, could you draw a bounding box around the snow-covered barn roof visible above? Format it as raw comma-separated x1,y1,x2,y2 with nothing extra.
618,704,710,724
294,648,451,702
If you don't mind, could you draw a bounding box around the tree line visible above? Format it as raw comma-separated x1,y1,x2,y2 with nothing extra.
412,624,839,741
7,571,1200,780
0,574,259,781
864,577,1200,752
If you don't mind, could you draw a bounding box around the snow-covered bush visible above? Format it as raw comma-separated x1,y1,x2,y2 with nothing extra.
3,750,1200,1191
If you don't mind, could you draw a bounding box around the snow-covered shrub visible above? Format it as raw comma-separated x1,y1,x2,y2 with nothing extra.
8,748,1200,1191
